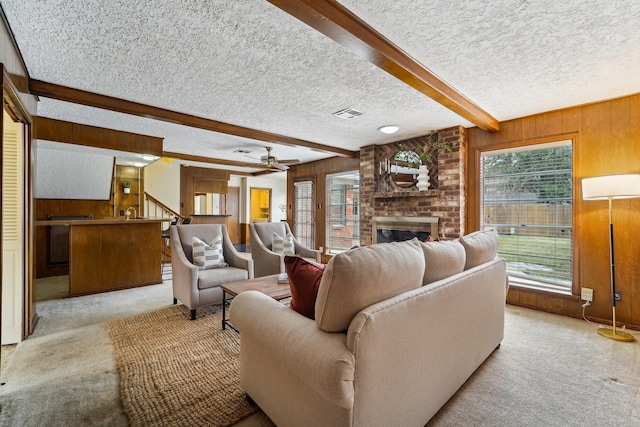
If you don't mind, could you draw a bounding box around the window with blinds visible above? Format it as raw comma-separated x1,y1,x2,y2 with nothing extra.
326,171,360,253
480,141,573,292
293,180,314,248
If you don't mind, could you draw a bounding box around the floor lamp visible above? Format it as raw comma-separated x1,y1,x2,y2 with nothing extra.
582,174,640,342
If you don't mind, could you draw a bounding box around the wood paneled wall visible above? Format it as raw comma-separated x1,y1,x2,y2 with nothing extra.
179,165,229,217
287,156,361,250
467,94,640,329
35,165,144,278
2,14,40,338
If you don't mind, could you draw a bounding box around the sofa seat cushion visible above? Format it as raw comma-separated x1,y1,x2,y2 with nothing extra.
285,255,326,319
420,239,466,285
460,230,499,270
197,266,249,290
315,238,425,332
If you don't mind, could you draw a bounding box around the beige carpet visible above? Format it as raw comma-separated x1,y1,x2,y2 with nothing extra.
105,305,257,427
35,275,70,301
2,276,640,426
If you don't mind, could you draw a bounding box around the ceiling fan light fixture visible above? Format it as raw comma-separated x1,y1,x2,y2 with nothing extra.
378,125,400,134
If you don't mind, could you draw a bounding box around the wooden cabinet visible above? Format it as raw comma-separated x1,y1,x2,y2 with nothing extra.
65,219,162,296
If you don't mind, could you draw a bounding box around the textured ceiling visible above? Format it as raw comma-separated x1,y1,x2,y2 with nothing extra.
3,0,640,171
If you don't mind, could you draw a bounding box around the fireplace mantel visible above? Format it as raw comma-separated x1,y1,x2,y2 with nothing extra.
373,190,441,199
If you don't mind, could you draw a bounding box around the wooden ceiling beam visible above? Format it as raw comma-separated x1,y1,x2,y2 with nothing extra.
34,116,163,156
165,151,285,176
163,151,270,169
267,0,499,132
29,79,357,157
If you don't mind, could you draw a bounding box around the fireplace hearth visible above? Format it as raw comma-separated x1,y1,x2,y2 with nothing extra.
372,216,439,244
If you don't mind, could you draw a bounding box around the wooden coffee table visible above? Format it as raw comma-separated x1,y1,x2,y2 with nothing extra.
221,274,291,331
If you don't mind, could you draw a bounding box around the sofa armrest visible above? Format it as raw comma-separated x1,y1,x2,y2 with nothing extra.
229,291,355,407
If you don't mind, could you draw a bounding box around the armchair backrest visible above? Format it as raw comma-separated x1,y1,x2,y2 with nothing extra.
174,224,229,263
251,221,290,249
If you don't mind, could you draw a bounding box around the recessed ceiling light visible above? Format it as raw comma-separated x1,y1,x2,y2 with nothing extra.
133,162,145,167
378,125,400,134
142,154,155,161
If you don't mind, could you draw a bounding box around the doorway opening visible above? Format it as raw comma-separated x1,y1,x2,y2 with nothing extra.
250,188,271,224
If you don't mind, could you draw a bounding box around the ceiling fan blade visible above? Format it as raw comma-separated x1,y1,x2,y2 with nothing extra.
253,168,282,176
234,160,276,169
272,163,289,171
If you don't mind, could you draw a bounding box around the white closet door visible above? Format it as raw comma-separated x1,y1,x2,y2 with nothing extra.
2,112,24,345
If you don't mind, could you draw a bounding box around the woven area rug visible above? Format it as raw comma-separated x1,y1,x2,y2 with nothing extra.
104,305,257,427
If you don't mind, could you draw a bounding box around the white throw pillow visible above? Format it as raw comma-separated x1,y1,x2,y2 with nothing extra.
272,232,295,255
192,236,227,270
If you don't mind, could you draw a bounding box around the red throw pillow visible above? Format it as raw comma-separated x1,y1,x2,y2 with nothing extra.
284,255,326,319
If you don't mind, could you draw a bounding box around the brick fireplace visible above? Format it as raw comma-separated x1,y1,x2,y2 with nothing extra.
359,126,466,245
372,216,439,244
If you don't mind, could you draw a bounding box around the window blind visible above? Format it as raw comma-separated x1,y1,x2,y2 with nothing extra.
325,172,360,253
293,180,314,248
480,142,573,292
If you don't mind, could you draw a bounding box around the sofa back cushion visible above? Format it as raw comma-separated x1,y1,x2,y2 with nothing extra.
420,239,466,285
315,238,425,332
459,230,499,270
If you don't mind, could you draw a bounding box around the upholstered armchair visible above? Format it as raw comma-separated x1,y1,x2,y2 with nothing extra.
170,224,253,320
249,221,321,277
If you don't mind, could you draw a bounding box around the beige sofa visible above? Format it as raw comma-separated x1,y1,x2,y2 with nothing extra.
229,230,507,427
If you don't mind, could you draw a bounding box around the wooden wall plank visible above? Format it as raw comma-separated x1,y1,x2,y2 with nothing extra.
467,94,640,329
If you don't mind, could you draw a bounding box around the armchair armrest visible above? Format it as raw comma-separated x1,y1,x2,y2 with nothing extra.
250,228,284,276
169,227,199,306
222,235,254,278
293,239,321,262
229,291,355,407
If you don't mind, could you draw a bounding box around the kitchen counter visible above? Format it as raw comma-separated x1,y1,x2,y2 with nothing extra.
36,218,163,296
35,217,164,226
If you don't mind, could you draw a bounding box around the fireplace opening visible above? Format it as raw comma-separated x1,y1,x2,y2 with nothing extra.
372,216,439,244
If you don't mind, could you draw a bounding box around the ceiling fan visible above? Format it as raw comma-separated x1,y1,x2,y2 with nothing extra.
246,146,300,171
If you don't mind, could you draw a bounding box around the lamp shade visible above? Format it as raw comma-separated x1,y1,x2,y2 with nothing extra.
582,174,640,200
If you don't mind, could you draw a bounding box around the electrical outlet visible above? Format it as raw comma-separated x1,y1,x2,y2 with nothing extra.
615,291,621,301
581,287,594,302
